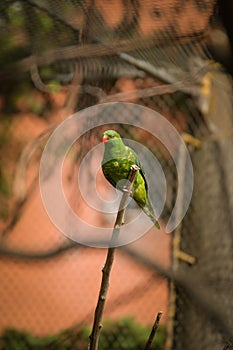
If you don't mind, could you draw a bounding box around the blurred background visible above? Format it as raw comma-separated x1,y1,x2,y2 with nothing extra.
0,1,233,349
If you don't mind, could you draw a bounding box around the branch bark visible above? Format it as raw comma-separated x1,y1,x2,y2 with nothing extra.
88,165,140,350
144,311,163,350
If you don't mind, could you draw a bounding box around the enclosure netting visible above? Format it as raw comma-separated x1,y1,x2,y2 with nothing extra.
0,1,233,350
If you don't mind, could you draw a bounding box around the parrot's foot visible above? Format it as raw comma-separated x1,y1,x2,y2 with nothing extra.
122,186,132,193
121,212,125,225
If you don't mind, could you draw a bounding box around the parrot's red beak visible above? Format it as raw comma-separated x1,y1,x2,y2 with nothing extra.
102,135,109,143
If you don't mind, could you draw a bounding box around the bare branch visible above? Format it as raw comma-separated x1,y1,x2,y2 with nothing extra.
30,65,54,93
118,52,196,94
0,32,207,80
144,311,163,350
25,0,79,32
88,165,140,350
0,241,78,260
100,81,192,103
0,125,57,239
13,125,56,201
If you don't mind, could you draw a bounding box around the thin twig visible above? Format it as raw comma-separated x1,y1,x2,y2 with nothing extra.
26,0,79,32
0,241,78,260
0,126,56,239
100,81,193,103
0,32,207,80
144,311,163,350
88,165,140,350
118,52,197,96
121,246,233,341
13,125,56,201
222,340,233,350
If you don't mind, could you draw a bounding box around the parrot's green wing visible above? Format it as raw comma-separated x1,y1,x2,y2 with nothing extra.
102,163,118,188
125,147,160,229
126,146,148,192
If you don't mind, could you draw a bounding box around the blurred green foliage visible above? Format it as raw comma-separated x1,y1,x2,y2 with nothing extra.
100,317,166,350
0,1,78,113
0,317,166,350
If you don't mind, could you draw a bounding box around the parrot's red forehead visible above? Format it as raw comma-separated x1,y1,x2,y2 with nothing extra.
102,135,109,143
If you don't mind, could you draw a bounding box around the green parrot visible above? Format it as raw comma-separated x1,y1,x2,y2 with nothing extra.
101,129,160,229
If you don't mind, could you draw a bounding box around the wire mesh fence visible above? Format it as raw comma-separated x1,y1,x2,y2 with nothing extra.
0,1,233,349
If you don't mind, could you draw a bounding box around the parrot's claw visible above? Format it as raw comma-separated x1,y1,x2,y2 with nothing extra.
122,186,129,192
122,186,132,194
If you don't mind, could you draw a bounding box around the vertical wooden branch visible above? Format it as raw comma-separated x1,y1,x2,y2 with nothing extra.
88,165,140,350
144,311,163,350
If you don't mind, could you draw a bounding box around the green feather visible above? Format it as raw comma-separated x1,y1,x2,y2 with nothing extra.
101,130,160,229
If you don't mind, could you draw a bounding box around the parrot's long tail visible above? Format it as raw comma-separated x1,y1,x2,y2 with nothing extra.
142,199,160,229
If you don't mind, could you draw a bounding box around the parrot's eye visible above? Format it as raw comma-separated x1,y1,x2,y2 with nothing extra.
110,134,115,138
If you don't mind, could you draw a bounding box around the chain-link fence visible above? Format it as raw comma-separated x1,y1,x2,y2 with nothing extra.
0,1,233,349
